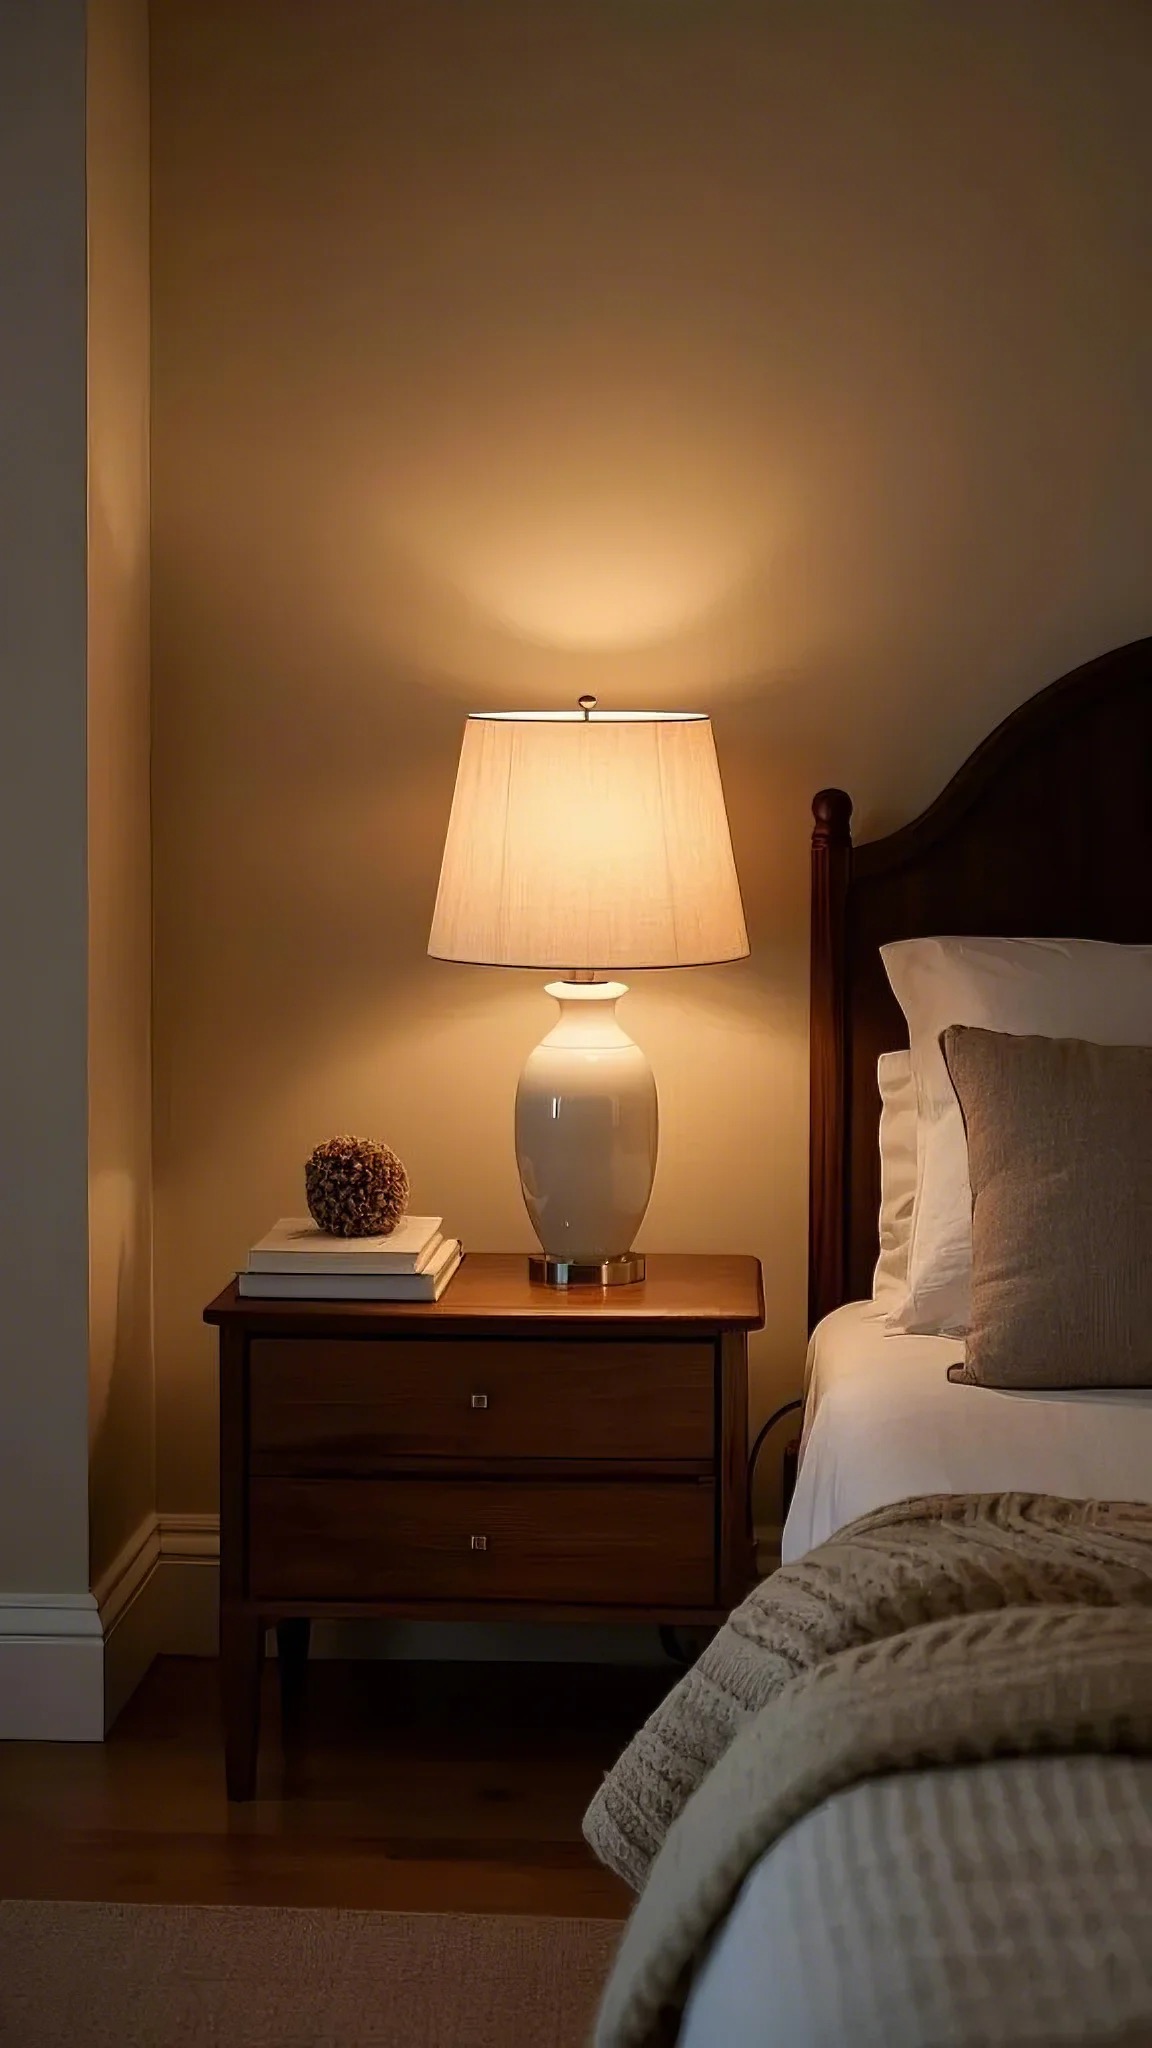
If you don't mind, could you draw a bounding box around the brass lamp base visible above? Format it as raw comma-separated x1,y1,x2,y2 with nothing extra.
527,1253,646,1289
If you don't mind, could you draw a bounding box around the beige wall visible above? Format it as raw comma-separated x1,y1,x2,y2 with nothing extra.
0,1,91,1595
151,0,1152,1526
87,0,154,1590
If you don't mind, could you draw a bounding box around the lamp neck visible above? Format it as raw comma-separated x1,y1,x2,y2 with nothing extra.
544,979,628,1005
541,979,632,1045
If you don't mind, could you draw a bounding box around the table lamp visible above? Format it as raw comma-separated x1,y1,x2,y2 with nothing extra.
428,699,748,1285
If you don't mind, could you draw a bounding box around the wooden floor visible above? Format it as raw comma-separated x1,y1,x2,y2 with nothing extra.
0,1656,673,1917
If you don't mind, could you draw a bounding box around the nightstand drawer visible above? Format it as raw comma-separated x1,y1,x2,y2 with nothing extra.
249,1338,715,1468
248,1477,716,1604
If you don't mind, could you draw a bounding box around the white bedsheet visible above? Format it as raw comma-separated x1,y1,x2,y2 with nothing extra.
781,1299,1152,1563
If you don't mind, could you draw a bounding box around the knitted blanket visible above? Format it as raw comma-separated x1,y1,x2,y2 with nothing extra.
595,1599,1152,2047
585,1492,1152,1891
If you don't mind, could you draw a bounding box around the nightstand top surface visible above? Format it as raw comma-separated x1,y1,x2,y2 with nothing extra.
205,1251,764,1334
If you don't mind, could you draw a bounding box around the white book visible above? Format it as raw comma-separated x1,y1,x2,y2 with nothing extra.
237,1239,463,1301
246,1215,443,1276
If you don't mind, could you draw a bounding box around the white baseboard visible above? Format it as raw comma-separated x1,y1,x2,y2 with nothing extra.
0,1592,105,1740
151,1513,220,1656
73,1512,219,1732
100,1511,221,1709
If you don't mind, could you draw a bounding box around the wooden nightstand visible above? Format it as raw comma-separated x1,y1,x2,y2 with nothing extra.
204,1252,764,1798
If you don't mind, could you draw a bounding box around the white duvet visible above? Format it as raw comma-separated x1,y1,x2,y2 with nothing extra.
781,1300,1152,1563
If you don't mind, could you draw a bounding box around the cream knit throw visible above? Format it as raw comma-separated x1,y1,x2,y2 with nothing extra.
594,1598,1152,2048
584,1493,1152,1891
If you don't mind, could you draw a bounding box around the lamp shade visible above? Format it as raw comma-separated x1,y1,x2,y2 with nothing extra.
428,709,748,972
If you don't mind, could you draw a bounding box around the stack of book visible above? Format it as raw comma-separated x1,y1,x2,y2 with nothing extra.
237,1217,462,1301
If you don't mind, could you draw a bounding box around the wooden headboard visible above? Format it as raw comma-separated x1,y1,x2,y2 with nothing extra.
808,635,1152,1331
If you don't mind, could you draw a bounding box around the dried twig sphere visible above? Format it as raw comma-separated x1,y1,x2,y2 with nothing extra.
304,1135,410,1237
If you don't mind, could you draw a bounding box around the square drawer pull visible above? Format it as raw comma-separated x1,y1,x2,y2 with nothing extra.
470,1393,488,1409
470,1535,488,1551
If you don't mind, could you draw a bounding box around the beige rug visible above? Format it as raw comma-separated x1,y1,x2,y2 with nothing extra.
0,1899,620,2046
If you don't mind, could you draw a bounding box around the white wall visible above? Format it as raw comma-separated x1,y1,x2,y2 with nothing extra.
0,0,154,1739
0,0,91,1602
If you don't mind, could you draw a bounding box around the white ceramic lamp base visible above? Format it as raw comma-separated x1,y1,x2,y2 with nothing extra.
514,981,658,1286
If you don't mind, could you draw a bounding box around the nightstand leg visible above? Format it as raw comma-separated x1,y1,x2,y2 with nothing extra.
275,1617,311,1730
221,1607,264,1800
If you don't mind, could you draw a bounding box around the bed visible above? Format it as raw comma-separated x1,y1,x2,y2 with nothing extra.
783,1301,1152,1561
781,632,1152,1562
589,637,1152,2047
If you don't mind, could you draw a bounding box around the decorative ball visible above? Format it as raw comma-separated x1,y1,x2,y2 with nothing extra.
304,1135,410,1237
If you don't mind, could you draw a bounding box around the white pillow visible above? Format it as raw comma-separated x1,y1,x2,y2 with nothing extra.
881,936,1152,1335
872,1051,916,1309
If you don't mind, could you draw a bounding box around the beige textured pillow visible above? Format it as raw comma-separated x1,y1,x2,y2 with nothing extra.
942,1026,1152,1389
882,937,1152,1335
